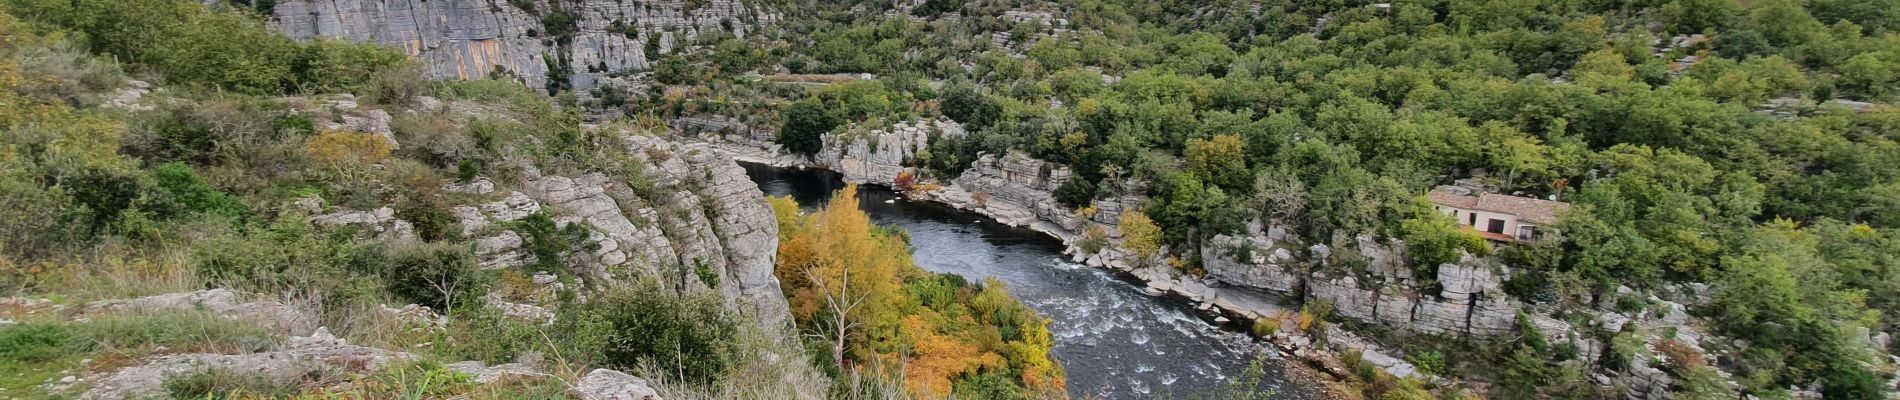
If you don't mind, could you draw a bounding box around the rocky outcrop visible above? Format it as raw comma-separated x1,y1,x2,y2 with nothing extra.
83,289,314,334
385,135,789,328
1203,230,1578,339
71,310,658,399
815,120,956,185
944,151,1078,229
310,206,418,241
269,0,778,93
448,361,550,384
1203,228,1304,295
573,368,663,400
77,327,413,400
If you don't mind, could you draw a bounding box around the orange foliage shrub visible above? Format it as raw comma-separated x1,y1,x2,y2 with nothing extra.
900,315,1005,397
893,170,917,191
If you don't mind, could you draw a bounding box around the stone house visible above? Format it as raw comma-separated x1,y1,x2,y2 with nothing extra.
1427,186,1571,242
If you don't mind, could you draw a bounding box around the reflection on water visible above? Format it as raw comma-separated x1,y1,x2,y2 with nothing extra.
745,164,1314,399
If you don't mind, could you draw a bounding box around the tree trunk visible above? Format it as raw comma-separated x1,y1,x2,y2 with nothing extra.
832,323,847,371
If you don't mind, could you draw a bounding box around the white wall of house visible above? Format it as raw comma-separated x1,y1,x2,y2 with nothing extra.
1434,206,1532,239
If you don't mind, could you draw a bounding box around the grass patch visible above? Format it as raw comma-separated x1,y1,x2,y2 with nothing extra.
316,361,570,400
0,310,279,395
75,311,282,355
162,367,304,399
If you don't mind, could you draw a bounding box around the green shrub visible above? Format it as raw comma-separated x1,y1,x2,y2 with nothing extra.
585,284,740,385
694,258,721,289
395,200,459,243
1405,350,1446,376
4,0,408,95
432,79,541,103
148,162,245,220
1052,177,1096,208
190,210,380,307
0,323,78,363
950,370,1025,400
273,114,315,136
375,242,478,310
777,98,836,156
516,211,593,273
456,159,480,182
293,39,412,95
62,168,145,237
1399,214,1489,276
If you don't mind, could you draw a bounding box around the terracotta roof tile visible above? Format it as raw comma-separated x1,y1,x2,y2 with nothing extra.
1428,189,1571,225
1427,189,1477,208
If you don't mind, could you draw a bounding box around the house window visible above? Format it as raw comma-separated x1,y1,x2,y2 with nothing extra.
1517,225,1540,241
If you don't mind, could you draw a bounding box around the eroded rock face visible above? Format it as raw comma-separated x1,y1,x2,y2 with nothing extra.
423,135,788,328
945,151,1081,232
268,0,778,94
1203,233,1303,295
1200,230,1539,337
645,138,791,327
817,120,961,186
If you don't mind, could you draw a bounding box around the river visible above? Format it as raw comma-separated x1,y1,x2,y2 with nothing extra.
744,163,1317,399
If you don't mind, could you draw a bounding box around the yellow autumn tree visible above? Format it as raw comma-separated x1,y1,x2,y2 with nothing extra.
768,195,803,239
770,184,908,371
1009,314,1065,391
1185,134,1247,190
772,186,1067,398
1120,210,1162,263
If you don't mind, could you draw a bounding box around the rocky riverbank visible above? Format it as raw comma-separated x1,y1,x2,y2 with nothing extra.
675,121,1434,391
673,118,1839,399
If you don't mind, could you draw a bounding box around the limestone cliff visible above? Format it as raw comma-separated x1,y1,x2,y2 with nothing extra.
295,94,790,327
268,0,778,93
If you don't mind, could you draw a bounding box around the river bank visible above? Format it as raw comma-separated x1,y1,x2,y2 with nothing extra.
677,114,1768,399
677,119,1420,395
743,162,1330,399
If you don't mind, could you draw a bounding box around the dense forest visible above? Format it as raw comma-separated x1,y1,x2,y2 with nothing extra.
622,0,1900,398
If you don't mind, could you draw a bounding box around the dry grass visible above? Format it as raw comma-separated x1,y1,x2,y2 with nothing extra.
643,324,833,400
7,246,200,303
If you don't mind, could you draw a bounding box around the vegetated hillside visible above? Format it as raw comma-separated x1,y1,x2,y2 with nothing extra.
0,1,837,398
0,1,1076,399
625,0,1900,398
